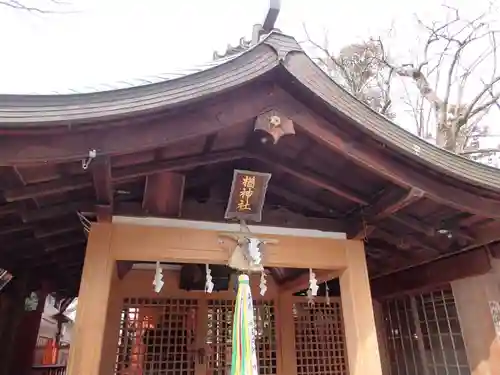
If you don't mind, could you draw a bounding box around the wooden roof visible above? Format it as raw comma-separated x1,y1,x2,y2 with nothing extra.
1,32,499,297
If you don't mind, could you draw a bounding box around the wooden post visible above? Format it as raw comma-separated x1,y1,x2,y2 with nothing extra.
11,284,49,375
0,275,29,375
451,258,500,375
340,241,383,375
276,293,297,375
66,223,114,375
372,300,391,375
99,268,123,375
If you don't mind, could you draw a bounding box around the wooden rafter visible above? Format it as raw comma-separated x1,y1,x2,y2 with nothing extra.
372,228,440,256
0,202,22,217
390,215,475,243
248,150,368,204
462,220,500,253
348,187,424,239
0,84,278,166
267,185,337,217
4,150,244,203
34,223,82,239
275,94,500,218
21,202,89,223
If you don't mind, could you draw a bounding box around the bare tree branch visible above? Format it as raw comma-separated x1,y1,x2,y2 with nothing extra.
0,0,73,13
304,3,500,167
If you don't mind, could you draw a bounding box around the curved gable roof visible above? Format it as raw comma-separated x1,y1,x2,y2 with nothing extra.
0,31,499,195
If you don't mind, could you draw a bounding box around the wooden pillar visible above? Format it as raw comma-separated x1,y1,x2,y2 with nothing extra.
451,258,500,375
67,223,115,375
276,293,297,375
372,300,391,375
99,268,123,375
0,275,29,375
11,285,49,375
340,241,382,375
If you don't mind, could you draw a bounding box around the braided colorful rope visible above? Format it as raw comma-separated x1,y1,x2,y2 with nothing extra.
231,274,258,375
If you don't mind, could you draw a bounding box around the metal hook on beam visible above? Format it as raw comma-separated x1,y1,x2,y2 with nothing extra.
82,149,97,170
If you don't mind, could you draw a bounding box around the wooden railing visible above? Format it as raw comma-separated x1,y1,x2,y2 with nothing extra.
31,364,66,375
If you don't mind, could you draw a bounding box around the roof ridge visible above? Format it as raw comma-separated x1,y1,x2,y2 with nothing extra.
1,31,293,97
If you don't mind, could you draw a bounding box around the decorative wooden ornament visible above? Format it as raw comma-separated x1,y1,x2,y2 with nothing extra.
254,110,295,144
218,231,278,272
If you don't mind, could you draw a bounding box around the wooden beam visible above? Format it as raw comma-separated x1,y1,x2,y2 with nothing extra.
0,203,22,217
0,83,278,166
248,150,368,205
95,205,112,223
110,222,349,269
116,261,134,280
464,220,500,254
0,224,32,236
4,175,91,202
279,270,341,294
275,93,500,218
34,223,82,239
372,228,440,256
18,198,347,231
348,187,424,239
267,185,336,216
390,214,475,243
92,157,113,204
113,150,243,182
5,150,243,202
21,202,92,223
142,172,185,217
43,236,86,253
371,247,492,298
91,156,113,222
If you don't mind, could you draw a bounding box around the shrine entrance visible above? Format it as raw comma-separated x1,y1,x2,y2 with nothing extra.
113,269,348,375
66,219,381,375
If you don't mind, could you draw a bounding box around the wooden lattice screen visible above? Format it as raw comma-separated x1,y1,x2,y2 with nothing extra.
116,298,198,375
382,287,469,375
293,298,348,375
115,297,277,375
206,299,277,375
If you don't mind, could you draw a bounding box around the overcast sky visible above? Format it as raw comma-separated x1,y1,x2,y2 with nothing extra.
1,0,498,159
0,0,486,94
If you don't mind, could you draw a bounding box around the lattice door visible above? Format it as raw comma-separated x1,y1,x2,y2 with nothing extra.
206,299,278,375
115,298,198,375
115,297,278,375
293,298,348,375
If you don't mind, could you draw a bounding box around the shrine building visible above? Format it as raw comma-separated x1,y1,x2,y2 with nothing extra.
0,7,500,375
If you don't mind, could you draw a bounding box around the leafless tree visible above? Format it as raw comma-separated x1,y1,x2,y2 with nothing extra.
0,0,71,13
305,4,500,164
304,26,396,119
389,5,500,161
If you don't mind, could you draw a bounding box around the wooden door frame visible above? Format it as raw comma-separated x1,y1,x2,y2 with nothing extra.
67,219,383,375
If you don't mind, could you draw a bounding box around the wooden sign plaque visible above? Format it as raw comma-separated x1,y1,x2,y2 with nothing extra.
224,169,271,223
